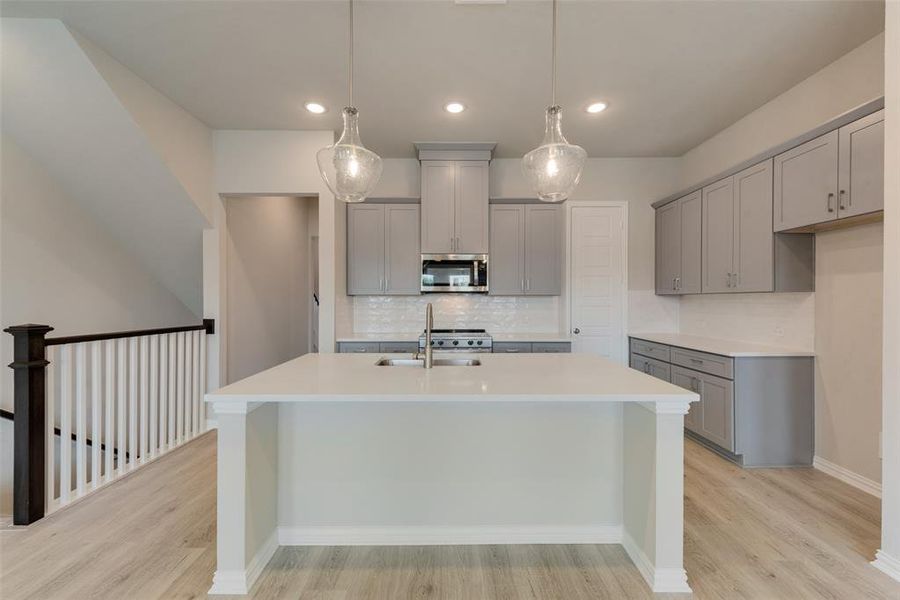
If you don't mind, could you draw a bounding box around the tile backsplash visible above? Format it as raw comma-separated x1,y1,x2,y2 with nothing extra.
351,295,561,334
678,292,815,350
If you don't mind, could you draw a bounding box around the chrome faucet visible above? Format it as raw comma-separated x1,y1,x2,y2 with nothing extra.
424,302,434,369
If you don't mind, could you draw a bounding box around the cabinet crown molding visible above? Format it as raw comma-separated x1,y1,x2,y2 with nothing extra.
415,142,496,161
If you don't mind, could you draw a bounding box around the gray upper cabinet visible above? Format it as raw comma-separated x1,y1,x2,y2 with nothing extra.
384,204,421,294
420,161,455,253
655,200,681,295
347,204,385,295
489,204,561,296
733,160,774,292
524,205,561,295
348,203,420,295
838,109,884,219
774,130,839,231
421,160,488,254
489,205,525,295
702,177,735,293
655,191,701,295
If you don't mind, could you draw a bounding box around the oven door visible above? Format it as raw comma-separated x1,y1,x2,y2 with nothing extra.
421,254,488,293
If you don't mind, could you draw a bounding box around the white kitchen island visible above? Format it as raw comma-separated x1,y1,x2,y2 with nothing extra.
206,353,697,596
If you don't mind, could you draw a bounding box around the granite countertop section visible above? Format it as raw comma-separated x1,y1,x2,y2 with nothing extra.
337,332,572,343
629,332,814,358
207,353,695,405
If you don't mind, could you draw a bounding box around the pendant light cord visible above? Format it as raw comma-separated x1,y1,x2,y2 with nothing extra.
348,0,354,107
551,0,557,106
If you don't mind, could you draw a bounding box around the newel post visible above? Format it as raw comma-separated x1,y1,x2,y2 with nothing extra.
4,324,53,525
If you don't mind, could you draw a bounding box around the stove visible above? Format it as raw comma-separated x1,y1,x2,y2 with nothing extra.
418,328,493,352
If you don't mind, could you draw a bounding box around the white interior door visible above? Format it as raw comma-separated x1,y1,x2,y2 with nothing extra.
569,205,626,362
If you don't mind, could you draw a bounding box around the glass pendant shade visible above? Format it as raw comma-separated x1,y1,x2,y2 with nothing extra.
316,107,382,203
522,105,586,203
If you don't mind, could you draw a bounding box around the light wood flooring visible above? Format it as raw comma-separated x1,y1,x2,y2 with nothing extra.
1,431,898,599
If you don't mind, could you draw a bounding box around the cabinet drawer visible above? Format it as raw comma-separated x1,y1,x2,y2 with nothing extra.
338,342,381,353
531,342,571,353
630,353,671,382
493,342,533,353
670,347,733,379
629,338,670,362
379,342,419,353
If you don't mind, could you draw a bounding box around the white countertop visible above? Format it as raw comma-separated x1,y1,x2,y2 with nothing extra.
629,332,814,357
207,353,694,405
336,332,571,343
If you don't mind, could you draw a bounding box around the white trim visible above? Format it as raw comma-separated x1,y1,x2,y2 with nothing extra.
565,200,629,363
208,528,279,596
813,455,882,498
211,399,263,415
872,550,900,583
205,418,218,430
621,530,692,594
278,524,622,546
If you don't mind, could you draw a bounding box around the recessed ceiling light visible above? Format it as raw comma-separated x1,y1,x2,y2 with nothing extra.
444,102,466,114
586,102,608,114
305,102,327,114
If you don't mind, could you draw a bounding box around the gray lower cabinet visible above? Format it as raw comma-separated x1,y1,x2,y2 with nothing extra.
348,203,420,295
630,336,813,467
493,341,571,353
337,341,418,353
489,204,561,296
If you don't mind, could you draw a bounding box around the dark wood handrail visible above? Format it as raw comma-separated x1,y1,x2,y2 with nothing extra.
45,318,214,346
0,408,128,458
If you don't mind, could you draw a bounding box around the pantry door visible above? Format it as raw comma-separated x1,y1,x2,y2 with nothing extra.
569,204,627,362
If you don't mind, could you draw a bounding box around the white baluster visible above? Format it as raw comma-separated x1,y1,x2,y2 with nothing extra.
128,337,138,470
140,336,149,462
159,334,168,452
59,345,71,504
104,340,115,481
45,346,56,510
176,332,185,443
90,342,101,489
168,334,176,447
149,335,159,459
184,332,193,439
75,343,87,497
199,331,207,431
117,339,127,474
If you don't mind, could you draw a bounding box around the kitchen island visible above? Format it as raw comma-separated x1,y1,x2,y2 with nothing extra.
206,353,697,596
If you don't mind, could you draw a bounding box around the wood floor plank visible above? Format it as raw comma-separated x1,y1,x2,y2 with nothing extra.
2,432,898,599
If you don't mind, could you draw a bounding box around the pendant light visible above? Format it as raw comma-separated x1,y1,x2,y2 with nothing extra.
521,0,586,203
317,0,383,203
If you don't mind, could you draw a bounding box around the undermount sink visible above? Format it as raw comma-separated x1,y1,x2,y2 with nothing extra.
375,357,481,367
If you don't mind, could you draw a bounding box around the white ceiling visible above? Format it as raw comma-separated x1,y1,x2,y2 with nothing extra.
0,0,884,158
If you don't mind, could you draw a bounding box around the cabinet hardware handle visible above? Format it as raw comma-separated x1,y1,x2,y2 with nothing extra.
690,358,703,364
827,192,835,213
726,272,732,288
526,279,531,291
675,277,681,290
839,189,847,210
644,362,651,374
673,277,677,291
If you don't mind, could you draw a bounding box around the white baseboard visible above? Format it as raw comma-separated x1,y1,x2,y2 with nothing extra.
208,528,278,596
813,456,882,498
621,530,692,594
872,550,900,583
278,524,623,546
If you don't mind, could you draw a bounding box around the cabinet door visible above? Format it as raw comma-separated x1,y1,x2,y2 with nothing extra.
489,205,525,295
773,130,838,231
702,177,735,293
698,372,734,452
454,161,489,253
838,110,884,219
347,204,385,295
671,368,701,433
733,160,774,292
524,205,562,295
655,201,681,295
679,191,702,294
421,161,455,253
384,204,421,295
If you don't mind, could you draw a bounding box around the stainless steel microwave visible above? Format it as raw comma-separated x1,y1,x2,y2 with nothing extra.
421,254,488,293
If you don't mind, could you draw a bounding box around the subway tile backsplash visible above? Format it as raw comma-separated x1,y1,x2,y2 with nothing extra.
351,295,561,333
